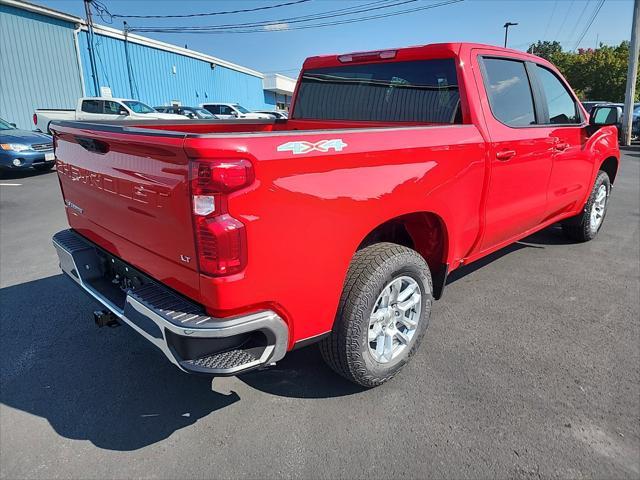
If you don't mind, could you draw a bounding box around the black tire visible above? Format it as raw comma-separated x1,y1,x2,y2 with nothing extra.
33,163,54,172
319,242,433,387
562,170,611,242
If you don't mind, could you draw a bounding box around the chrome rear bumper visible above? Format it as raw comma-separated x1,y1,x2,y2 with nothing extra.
52,229,288,375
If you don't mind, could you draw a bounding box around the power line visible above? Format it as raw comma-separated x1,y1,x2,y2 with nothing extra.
572,0,606,50
130,0,464,34
553,0,576,43
542,0,558,39
566,0,591,42
130,0,420,33
90,0,312,19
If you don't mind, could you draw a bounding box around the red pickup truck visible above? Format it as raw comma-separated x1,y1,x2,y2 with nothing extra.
51,43,620,387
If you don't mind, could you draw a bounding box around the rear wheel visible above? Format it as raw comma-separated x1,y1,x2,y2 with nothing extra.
562,170,611,242
319,243,433,387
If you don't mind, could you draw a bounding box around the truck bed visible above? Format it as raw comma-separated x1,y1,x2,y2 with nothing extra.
51,118,487,343
52,117,432,136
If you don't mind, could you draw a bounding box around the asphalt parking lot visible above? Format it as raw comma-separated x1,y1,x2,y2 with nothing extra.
1,148,639,479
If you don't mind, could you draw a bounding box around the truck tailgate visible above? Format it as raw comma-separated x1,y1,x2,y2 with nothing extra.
53,124,201,299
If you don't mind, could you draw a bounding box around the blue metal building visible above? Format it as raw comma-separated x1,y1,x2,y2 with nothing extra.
0,0,294,129
0,1,84,129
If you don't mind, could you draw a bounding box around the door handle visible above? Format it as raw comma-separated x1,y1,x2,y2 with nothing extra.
495,149,516,161
554,142,570,151
75,136,110,154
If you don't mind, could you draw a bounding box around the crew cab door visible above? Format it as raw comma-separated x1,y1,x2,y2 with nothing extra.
530,64,592,218
473,54,555,251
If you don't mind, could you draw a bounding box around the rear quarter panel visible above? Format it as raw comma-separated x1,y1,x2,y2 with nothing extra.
184,125,488,343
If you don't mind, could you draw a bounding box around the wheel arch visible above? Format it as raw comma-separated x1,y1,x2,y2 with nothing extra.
357,211,450,299
599,156,619,185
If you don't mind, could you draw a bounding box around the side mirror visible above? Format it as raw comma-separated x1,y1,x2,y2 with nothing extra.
231,111,238,117
9,123,16,128
118,109,129,116
589,105,622,127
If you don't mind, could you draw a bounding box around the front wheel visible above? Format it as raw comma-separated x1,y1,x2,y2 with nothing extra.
319,243,433,387
562,170,611,242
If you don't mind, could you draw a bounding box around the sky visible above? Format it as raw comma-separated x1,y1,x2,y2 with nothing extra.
36,0,634,77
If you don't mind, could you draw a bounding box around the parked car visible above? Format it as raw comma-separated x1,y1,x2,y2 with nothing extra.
200,102,273,120
633,104,640,140
34,97,185,133
253,110,288,119
51,42,620,387
0,117,55,173
154,106,217,119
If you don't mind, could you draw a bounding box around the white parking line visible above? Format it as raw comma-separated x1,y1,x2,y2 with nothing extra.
0,183,22,186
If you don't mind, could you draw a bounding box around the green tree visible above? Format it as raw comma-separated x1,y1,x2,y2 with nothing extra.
527,40,563,60
527,40,638,102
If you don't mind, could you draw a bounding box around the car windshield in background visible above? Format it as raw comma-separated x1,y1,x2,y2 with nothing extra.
233,105,250,114
0,118,14,130
292,58,460,123
123,101,156,114
195,108,214,118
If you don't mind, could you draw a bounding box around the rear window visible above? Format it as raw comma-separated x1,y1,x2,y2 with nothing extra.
292,59,460,123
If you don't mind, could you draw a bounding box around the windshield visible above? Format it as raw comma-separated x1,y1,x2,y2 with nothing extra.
123,101,156,114
0,118,15,130
634,105,640,115
234,104,250,114
195,108,214,118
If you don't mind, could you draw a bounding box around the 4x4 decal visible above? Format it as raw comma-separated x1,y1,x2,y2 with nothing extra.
277,139,347,155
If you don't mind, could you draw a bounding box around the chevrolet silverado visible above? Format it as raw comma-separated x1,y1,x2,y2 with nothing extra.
51,43,621,387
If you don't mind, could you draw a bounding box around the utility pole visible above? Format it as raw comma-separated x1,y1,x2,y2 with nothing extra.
622,0,640,146
123,22,136,99
503,22,518,48
84,0,100,96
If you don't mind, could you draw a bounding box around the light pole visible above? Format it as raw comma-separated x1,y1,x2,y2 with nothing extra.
503,22,518,48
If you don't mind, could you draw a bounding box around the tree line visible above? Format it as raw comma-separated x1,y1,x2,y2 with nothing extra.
528,40,638,102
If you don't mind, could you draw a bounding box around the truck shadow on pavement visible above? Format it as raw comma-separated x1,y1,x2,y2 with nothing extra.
0,274,364,451
0,224,574,451
0,168,56,180
445,224,572,284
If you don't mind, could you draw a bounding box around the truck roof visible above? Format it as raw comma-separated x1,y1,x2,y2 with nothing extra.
302,42,549,70
201,102,241,106
80,97,143,102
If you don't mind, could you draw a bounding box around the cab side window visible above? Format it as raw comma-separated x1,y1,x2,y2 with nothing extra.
220,106,234,115
104,101,123,115
535,65,581,124
81,100,102,113
481,58,536,127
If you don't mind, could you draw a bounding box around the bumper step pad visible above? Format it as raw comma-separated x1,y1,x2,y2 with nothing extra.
185,349,260,371
52,229,289,376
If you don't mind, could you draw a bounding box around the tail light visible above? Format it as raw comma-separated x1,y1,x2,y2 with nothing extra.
33,113,37,125
190,160,253,276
